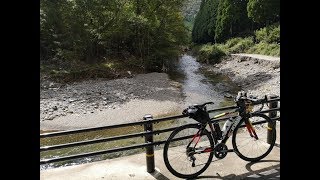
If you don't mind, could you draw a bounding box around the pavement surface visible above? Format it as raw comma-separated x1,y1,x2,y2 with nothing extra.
41,124,280,180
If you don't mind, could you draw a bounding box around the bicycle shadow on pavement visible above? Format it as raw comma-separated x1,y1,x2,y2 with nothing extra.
191,160,280,180
243,160,280,179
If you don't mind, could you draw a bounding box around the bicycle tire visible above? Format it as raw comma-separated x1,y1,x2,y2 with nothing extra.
163,124,215,179
232,113,276,162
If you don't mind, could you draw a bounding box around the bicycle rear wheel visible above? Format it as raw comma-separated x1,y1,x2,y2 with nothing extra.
163,124,214,179
232,113,276,162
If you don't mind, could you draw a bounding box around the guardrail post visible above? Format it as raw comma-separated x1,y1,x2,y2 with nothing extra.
143,114,155,173
267,95,278,144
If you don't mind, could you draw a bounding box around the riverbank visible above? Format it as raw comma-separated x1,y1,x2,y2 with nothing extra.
40,73,184,130
203,53,280,98
40,53,279,131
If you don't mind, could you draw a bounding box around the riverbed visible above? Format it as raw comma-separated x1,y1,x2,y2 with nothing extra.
40,54,236,130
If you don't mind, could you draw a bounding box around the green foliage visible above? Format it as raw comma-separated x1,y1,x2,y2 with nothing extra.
198,44,226,64
224,38,243,48
194,39,281,65
215,0,252,43
192,0,220,43
182,0,202,22
191,0,281,44
213,24,280,56
182,0,202,31
247,42,280,57
191,0,280,59
255,24,280,43
247,0,280,25
218,36,279,57
40,0,188,73
223,37,254,53
215,0,232,43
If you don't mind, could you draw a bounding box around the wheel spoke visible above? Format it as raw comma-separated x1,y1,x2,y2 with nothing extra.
233,115,276,161
164,125,215,178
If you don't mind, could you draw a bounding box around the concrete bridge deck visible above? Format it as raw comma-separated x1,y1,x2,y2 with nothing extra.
41,145,279,179
41,124,280,180
40,127,280,180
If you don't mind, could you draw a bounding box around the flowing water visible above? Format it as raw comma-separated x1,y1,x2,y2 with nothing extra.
168,54,240,109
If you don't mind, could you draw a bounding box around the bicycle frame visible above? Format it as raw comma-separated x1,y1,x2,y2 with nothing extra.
187,108,259,155
163,94,274,179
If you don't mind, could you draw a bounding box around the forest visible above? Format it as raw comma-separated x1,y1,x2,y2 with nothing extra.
40,0,280,82
192,0,280,64
40,0,188,82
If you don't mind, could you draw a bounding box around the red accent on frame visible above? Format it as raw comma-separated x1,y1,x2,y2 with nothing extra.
190,134,197,142
195,135,201,146
246,123,253,136
246,122,259,140
251,128,259,140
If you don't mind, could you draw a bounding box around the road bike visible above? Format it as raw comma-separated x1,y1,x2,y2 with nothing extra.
163,91,277,179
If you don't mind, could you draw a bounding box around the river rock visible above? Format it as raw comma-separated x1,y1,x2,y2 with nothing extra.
52,106,58,111
224,93,233,98
40,72,183,122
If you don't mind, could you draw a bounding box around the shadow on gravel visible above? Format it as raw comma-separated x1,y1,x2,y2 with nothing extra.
217,69,274,89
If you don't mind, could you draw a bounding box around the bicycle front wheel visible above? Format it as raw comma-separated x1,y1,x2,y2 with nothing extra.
163,124,214,179
232,113,276,162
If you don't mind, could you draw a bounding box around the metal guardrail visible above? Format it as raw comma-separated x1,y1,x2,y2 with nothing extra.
40,95,280,173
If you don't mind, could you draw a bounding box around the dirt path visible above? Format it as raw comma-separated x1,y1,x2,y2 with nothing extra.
231,53,280,61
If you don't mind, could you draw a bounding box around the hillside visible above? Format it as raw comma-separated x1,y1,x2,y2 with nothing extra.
182,0,202,30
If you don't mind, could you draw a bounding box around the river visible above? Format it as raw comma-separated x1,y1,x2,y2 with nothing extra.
169,54,239,109
41,54,240,170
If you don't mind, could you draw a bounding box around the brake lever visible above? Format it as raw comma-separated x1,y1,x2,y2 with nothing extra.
254,95,267,112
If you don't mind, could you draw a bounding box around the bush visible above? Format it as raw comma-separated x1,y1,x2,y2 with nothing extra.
255,24,280,43
192,23,280,61
227,37,254,53
213,37,254,54
247,42,280,57
198,44,226,64
224,37,242,48
190,44,203,56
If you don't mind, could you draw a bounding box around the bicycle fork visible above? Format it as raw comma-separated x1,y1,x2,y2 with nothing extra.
244,118,259,140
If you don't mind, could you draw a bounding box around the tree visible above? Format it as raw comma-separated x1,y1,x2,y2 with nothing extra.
215,0,251,43
247,0,280,25
192,0,220,43
40,0,188,71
